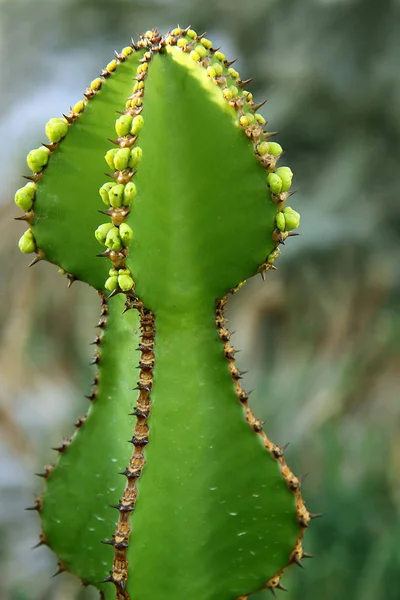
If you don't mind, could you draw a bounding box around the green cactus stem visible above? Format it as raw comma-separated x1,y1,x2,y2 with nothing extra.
15,27,311,600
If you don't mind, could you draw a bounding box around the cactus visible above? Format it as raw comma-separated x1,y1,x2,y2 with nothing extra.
16,27,314,600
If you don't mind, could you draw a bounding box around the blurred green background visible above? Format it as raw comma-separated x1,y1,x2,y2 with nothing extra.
1,0,399,598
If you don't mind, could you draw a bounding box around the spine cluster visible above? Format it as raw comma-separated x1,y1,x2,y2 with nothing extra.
104,302,155,599
216,294,314,595
95,30,163,296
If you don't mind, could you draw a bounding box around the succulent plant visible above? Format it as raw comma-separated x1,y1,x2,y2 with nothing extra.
16,27,313,600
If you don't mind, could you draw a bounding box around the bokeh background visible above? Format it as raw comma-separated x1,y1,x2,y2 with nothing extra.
1,0,400,598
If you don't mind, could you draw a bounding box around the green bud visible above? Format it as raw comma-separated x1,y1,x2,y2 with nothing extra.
108,183,125,208
121,46,133,57
206,66,217,78
256,142,270,156
105,276,119,292
187,29,197,39
105,227,122,252
129,146,143,167
90,78,103,90
194,44,207,58
267,173,283,194
27,147,50,173
177,38,188,48
212,63,223,76
105,148,118,170
228,67,239,79
119,223,133,247
118,268,130,275
214,51,226,62
73,100,85,114
115,114,133,137
99,182,116,206
18,229,36,253
95,222,114,245
109,268,118,277
283,207,300,231
123,182,137,206
14,182,36,211
45,117,68,143
268,142,283,157
239,113,255,127
118,273,134,292
131,115,144,135
267,248,280,263
114,148,131,171
275,166,293,192
276,212,286,231
201,38,213,49
190,50,200,61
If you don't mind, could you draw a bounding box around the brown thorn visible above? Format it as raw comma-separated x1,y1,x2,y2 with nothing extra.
277,583,288,592
253,100,267,111
51,565,65,578
269,588,276,597
25,501,41,511
96,251,109,258
31,540,46,550
292,556,304,569
14,214,30,222
239,77,254,88
108,288,122,299
302,552,314,559
29,250,46,267
309,512,324,519
108,138,120,146
226,58,238,67
63,113,74,124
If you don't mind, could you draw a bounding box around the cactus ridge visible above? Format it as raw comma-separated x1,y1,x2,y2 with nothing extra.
15,25,311,600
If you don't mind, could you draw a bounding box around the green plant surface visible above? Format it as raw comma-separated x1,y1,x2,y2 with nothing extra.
15,27,310,600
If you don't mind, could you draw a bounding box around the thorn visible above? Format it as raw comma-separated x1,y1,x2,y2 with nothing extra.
239,77,254,88
277,583,288,592
51,564,65,578
309,512,324,519
281,442,290,451
247,389,254,396
89,336,101,345
269,588,276,597
108,288,121,299
108,138,120,146
299,472,309,483
292,556,304,569
101,538,114,546
260,270,266,281
31,539,46,549
90,355,100,365
25,500,41,511
84,393,96,401
14,214,30,222
99,573,114,584
28,251,45,267
225,58,238,67
22,175,38,182
287,232,300,237
63,113,74,124
252,100,268,112
122,304,132,314
41,142,54,150
35,472,47,479
67,274,76,288
96,251,109,258
302,552,314,559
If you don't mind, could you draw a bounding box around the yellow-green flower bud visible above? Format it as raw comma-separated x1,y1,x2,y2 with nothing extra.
256,142,269,156
267,173,283,194
14,182,36,211
119,223,133,247
105,227,122,251
187,29,197,39
267,248,280,263
123,182,137,206
228,67,239,79
114,148,131,171
105,148,118,170
121,46,133,57
239,113,255,127
108,183,125,208
131,115,144,135
18,229,36,253
172,27,182,36
268,142,283,156
115,114,133,137
201,38,213,49
275,166,293,192
243,91,253,102
223,88,233,100
133,81,145,93
109,268,118,277
177,38,188,48
283,207,300,231
255,114,266,125
95,222,114,245
27,147,50,173
73,100,85,114
194,44,207,59
99,182,116,205
137,63,148,74
129,146,143,167
212,63,223,76
106,60,117,72
118,273,134,292
105,276,119,291
276,212,286,231
206,66,217,78
45,117,68,143
214,51,226,62
90,78,102,90
190,50,201,61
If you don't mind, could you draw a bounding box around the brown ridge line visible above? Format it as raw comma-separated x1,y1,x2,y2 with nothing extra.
31,292,108,569
105,302,155,599
215,291,312,597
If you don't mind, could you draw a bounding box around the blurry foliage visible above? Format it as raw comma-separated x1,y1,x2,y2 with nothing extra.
0,0,399,599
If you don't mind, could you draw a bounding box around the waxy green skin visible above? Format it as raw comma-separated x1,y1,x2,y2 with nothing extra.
16,30,305,600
